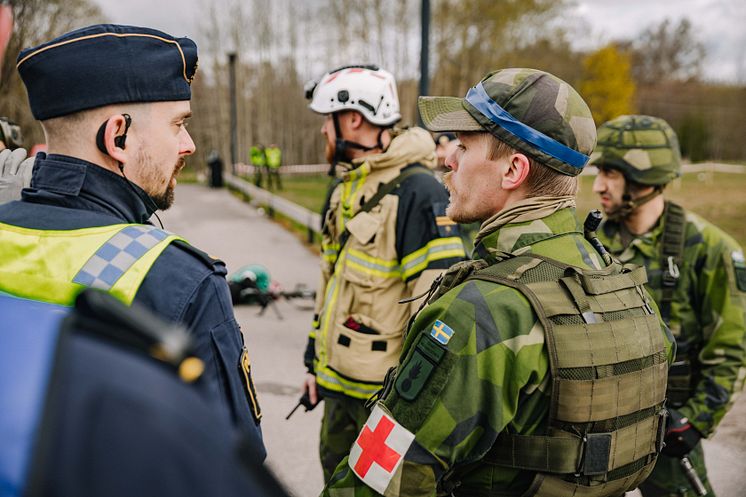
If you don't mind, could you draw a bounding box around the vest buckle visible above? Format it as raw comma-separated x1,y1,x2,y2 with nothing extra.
662,256,680,287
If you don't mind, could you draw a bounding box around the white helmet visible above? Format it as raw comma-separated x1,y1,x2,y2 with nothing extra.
306,64,401,127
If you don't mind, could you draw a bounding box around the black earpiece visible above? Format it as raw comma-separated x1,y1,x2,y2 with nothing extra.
96,114,132,155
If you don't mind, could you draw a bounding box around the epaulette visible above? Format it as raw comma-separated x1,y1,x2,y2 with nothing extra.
172,239,226,270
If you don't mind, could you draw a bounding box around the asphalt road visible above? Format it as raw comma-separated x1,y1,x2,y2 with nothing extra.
161,184,325,496
162,184,746,497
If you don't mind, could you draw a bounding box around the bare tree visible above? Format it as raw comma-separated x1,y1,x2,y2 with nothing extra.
0,0,105,147
624,18,706,84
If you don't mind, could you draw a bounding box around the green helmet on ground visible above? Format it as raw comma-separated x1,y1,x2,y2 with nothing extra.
418,68,597,176
590,115,682,186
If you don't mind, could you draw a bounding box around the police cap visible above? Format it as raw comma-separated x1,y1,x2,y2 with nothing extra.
17,24,198,120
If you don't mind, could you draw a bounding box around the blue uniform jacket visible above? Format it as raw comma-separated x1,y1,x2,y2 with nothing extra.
1,293,279,497
0,153,265,458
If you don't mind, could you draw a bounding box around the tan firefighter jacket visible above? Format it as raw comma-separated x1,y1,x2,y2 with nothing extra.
304,127,466,400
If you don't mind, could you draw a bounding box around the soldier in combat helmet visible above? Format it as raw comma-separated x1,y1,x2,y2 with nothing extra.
591,115,746,497
321,69,674,497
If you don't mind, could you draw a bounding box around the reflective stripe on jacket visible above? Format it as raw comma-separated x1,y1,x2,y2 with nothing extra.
0,222,183,306
310,127,466,399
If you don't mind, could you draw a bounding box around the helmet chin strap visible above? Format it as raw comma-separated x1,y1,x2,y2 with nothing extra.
607,185,662,221
329,113,385,176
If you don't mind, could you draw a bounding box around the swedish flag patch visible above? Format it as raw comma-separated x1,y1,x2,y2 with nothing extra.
430,320,454,345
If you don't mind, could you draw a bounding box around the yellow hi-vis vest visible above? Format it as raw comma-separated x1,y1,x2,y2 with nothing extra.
265,147,281,169
0,222,184,306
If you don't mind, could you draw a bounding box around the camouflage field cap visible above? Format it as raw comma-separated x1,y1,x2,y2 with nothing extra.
418,68,597,176
589,115,681,186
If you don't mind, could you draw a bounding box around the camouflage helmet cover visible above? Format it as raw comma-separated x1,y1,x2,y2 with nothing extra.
418,68,597,176
589,115,682,186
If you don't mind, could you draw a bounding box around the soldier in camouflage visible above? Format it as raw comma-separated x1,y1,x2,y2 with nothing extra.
322,69,675,497
591,115,746,497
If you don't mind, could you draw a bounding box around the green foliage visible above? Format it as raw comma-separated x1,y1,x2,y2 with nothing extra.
677,113,711,162
578,45,637,125
637,83,746,162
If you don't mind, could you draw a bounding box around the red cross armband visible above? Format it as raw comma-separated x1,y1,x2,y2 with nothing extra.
349,404,415,494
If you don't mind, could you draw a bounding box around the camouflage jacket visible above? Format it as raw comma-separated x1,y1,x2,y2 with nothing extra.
599,202,746,437
322,203,675,497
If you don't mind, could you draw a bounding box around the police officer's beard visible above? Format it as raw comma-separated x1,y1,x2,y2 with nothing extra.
138,150,184,211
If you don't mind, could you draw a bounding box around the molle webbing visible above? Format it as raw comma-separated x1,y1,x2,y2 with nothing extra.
469,255,667,488
659,201,686,325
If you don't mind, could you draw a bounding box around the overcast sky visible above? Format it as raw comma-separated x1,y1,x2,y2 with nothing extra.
91,0,746,83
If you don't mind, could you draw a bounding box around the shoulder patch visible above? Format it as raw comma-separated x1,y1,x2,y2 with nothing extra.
732,250,746,292
239,347,262,423
432,201,457,237
349,404,415,495
395,333,446,401
430,319,454,345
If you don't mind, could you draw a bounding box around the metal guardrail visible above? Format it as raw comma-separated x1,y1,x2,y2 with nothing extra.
225,172,322,242
234,163,328,176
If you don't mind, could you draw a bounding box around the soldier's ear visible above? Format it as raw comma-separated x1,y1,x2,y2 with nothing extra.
501,152,531,191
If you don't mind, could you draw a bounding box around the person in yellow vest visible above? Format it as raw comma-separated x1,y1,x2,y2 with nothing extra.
265,143,282,190
301,64,467,480
250,144,266,188
0,24,264,456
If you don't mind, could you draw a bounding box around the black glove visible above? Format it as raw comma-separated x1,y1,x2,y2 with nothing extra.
662,408,702,457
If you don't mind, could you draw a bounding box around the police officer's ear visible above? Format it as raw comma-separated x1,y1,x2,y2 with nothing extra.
501,152,531,192
95,114,132,165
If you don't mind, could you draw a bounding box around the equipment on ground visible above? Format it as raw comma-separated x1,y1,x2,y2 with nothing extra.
228,264,315,319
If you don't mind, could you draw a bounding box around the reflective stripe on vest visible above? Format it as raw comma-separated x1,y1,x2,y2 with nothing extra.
265,148,281,169
0,223,184,306
0,294,69,496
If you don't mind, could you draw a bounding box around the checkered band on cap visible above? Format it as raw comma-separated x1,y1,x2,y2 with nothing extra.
73,225,169,290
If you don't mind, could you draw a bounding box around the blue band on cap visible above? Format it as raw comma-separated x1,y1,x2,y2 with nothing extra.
465,82,588,169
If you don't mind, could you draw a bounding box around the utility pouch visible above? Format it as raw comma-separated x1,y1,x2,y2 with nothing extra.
328,315,402,383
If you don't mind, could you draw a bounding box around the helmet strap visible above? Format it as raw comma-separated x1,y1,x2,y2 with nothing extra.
329,113,386,176
608,185,662,220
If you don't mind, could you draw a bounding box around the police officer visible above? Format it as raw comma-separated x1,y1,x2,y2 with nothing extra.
322,69,675,496
591,115,746,497
1,290,285,497
0,24,264,454
301,64,466,480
